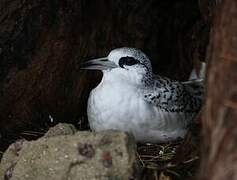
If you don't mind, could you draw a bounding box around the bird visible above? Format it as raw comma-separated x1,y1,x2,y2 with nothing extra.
83,47,203,143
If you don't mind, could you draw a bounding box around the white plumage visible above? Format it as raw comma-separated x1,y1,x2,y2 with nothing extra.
84,47,203,143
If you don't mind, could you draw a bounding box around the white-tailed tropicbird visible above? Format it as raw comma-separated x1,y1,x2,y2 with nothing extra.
83,47,203,143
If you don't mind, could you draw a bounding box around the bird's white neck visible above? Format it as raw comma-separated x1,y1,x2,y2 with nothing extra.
101,68,154,88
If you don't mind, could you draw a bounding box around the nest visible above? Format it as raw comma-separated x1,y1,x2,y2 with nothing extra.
137,129,200,180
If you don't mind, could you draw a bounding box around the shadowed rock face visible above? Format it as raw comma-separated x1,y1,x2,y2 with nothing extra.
0,0,209,150
199,1,237,179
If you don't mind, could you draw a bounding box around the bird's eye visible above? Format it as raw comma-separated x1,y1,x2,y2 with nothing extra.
118,56,139,68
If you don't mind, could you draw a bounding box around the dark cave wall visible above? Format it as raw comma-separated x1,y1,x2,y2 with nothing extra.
199,0,237,179
0,0,208,148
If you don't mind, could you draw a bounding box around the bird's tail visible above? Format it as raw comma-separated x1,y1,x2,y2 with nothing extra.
181,62,206,101
181,61,206,85
188,62,206,81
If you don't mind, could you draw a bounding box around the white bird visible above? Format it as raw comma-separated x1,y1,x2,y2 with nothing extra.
83,47,203,143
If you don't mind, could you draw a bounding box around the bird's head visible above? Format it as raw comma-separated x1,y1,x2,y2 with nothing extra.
83,47,153,85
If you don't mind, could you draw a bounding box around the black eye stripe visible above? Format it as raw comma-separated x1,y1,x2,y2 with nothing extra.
118,56,140,68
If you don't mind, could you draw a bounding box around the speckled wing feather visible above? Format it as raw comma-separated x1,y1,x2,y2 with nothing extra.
182,79,203,100
143,75,203,113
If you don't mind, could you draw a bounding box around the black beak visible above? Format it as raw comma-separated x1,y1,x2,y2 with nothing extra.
81,57,118,70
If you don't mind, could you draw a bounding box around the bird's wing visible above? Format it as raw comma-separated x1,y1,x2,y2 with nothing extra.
182,79,204,101
143,76,203,113
143,77,186,111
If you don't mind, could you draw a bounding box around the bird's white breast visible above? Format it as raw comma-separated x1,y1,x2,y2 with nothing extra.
87,76,189,143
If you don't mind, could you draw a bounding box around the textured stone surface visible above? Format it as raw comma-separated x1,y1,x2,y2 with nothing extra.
43,123,77,138
0,128,139,180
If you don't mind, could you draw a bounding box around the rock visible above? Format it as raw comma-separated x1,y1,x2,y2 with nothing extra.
43,123,77,138
0,128,139,180
0,139,26,180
